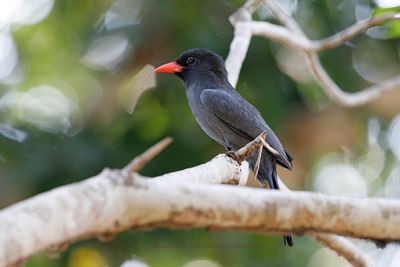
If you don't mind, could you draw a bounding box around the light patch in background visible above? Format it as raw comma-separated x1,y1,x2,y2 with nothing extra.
308,248,351,267
0,85,81,135
374,0,400,8
352,39,400,83
384,166,400,198
372,244,400,267
182,259,222,267
0,65,24,85
365,26,389,40
313,155,368,197
0,0,54,83
324,1,356,28
357,242,400,267
388,114,400,160
0,33,18,80
357,143,385,184
0,123,27,142
83,34,131,71
398,42,400,59
276,47,312,83
0,0,54,31
275,46,328,110
120,259,148,267
354,4,389,39
357,118,385,183
257,0,298,19
355,4,371,22
390,247,400,267
118,64,156,114
72,72,104,117
104,0,143,31
368,118,381,145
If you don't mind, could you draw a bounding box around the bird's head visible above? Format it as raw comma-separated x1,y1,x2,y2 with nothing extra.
154,48,229,88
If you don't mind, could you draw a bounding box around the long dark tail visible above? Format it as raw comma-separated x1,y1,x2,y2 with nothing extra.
270,171,294,247
252,152,294,247
283,235,294,247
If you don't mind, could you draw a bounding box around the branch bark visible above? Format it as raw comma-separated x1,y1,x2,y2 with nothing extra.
2,149,398,267
225,0,400,107
0,136,379,267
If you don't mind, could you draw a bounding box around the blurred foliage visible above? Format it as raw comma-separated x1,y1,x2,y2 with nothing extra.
373,6,400,38
0,0,399,266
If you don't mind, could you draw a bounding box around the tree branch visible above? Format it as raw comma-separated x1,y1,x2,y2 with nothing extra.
276,180,374,267
308,233,374,267
2,148,398,266
313,13,400,52
225,0,400,107
124,137,173,173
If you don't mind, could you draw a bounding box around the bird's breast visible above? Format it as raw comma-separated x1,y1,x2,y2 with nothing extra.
186,91,227,146
194,106,226,144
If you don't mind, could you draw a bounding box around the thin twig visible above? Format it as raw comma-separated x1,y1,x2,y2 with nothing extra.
124,137,173,174
313,13,400,52
253,143,264,180
242,0,263,15
233,132,267,162
305,52,400,107
309,233,374,267
258,136,279,156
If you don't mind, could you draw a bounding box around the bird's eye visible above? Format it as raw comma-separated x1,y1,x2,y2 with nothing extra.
186,57,198,66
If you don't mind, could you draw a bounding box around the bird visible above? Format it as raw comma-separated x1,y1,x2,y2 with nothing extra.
154,48,294,247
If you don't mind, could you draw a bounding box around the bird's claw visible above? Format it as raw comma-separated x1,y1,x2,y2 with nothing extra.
225,151,243,164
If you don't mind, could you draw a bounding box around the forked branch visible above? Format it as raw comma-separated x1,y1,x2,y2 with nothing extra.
225,0,400,107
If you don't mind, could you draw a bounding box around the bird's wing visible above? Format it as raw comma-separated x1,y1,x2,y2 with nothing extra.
200,89,292,169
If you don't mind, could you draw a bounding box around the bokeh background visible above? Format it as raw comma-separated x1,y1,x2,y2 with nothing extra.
0,0,400,266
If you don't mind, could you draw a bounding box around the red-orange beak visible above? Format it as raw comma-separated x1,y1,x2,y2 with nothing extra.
154,61,183,73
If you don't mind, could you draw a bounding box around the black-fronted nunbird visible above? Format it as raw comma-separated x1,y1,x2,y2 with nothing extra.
154,48,294,246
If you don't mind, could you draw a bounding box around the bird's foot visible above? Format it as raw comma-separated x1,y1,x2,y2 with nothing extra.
225,151,243,164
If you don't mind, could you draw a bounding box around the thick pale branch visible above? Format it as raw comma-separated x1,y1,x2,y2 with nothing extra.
1,157,399,267
0,132,376,267
151,133,269,185
156,160,375,267
226,26,251,87
226,0,257,86
149,155,246,185
277,180,373,267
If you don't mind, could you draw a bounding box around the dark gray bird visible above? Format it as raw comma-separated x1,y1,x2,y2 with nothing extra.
155,48,293,246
